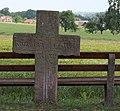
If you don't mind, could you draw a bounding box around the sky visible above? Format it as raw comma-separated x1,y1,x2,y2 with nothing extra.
0,0,109,12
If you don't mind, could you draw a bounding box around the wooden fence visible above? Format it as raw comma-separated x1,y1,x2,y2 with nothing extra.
0,52,120,107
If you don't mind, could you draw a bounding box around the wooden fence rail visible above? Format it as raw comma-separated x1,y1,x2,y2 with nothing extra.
0,52,120,107
1,52,120,59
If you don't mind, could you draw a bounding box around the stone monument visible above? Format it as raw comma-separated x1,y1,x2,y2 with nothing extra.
13,10,80,102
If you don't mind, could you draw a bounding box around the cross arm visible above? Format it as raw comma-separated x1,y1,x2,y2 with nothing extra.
58,35,80,56
13,33,36,54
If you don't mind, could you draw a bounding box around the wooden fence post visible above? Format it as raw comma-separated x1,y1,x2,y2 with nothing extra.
105,54,115,107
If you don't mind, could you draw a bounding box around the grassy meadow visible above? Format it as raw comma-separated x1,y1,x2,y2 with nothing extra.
0,22,120,110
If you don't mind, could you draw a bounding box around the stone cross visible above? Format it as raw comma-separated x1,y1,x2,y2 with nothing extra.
13,10,80,102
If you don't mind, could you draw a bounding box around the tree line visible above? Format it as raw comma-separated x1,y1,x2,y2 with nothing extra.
0,7,36,23
83,0,120,35
0,0,119,35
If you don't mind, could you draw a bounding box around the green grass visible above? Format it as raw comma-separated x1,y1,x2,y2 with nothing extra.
0,22,120,41
0,23,120,110
0,22,35,35
60,28,120,41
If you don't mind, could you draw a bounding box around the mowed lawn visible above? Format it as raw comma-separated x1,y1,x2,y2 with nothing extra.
0,23,120,110
0,22,35,35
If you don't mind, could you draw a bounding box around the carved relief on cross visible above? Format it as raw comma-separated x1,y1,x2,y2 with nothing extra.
13,10,80,102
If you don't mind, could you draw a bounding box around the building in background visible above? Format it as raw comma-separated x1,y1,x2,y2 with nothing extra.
0,16,12,22
24,19,36,24
75,20,88,28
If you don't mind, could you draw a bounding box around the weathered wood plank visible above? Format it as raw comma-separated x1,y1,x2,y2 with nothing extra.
0,52,120,59
1,77,120,86
1,64,120,71
0,78,34,86
0,65,34,71
0,52,34,58
1,52,120,59
105,54,115,107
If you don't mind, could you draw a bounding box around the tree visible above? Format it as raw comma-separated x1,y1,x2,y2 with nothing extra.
11,11,26,19
0,7,10,16
0,13,4,17
105,0,120,35
69,21,78,32
60,10,77,32
25,9,36,19
12,15,23,23
96,13,105,34
85,21,97,34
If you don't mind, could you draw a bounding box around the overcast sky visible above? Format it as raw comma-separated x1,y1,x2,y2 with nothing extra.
0,0,109,12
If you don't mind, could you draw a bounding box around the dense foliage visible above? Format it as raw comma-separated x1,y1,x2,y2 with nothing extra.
105,0,120,35
0,7,36,21
12,15,23,23
60,10,78,32
85,21,97,34
0,7,10,16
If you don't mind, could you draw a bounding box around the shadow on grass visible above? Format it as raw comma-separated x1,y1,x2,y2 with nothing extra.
0,32,5,35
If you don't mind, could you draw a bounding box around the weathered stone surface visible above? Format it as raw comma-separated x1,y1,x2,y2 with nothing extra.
13,10,80,102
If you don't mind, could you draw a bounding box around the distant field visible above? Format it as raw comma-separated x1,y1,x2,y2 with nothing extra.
0,22,35,35
0,22,120,41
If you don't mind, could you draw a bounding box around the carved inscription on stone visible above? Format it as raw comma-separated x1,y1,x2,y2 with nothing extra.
13,33,35,54
58,35,80,56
